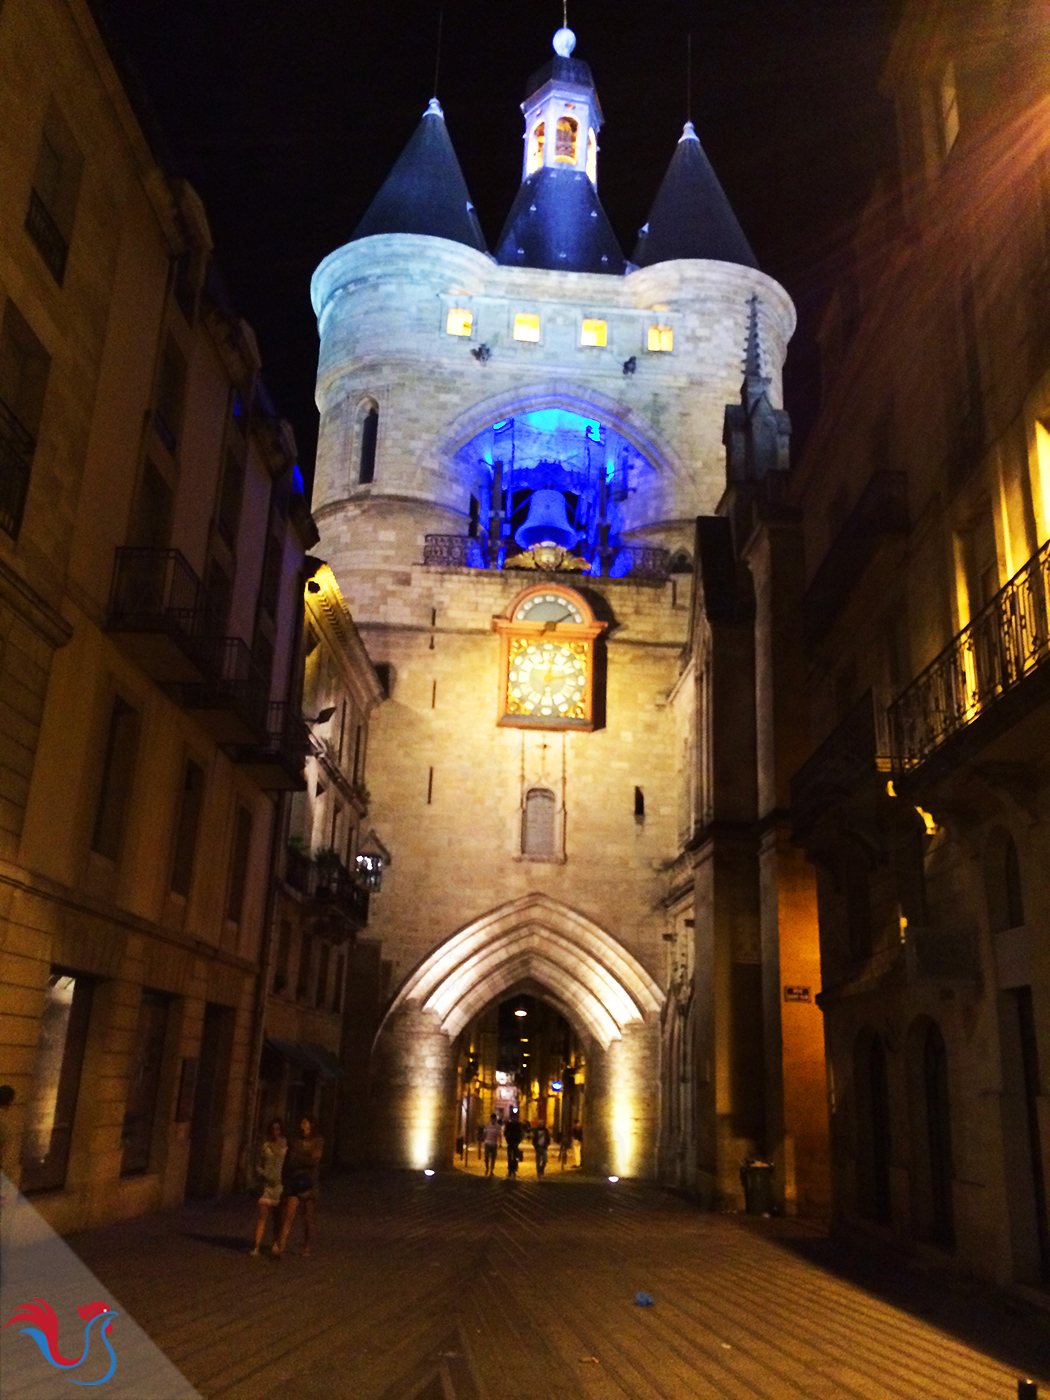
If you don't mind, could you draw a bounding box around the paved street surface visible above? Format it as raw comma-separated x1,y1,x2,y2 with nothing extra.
67,1169,1050,1400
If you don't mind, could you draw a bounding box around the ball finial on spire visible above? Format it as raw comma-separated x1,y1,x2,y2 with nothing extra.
553,26,576,57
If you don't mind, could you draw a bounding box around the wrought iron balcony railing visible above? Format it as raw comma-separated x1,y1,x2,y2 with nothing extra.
790,687,893,840
422,534,671,581
803,472,909,649
178,635,269,743
888,537,1050,772
284,849,370,930
25,189,68,283
0,397,35,540
224,702,310,790
107,548,208,681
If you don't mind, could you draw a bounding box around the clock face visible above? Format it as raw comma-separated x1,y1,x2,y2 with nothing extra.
507,638,588,720
513,593,585,625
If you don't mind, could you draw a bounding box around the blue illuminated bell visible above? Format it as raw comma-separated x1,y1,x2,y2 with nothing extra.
515,489,578,550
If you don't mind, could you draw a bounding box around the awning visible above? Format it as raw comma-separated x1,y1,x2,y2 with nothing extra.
264,1037,344,1082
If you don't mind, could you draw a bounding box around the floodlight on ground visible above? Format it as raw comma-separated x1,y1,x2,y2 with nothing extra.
514,1008,527,1017
423,1169,435,1177
608,1175,620,1183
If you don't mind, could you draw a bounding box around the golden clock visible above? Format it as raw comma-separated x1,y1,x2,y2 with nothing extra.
493,585,605,731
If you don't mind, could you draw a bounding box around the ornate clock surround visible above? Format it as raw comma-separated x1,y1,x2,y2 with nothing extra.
492,583,606,731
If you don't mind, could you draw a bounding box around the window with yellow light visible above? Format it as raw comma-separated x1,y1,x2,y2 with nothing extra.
555,115,578,163
446,307,473,337
527,121,545,175
580,319,607,348
513,312,541,343
648,325,673,352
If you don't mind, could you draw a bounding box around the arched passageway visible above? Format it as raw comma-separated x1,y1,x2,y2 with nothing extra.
370,894,664,1176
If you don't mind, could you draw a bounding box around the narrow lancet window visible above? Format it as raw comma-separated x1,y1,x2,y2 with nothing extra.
522,787,556,858
359,405,378,484
555,116,578,163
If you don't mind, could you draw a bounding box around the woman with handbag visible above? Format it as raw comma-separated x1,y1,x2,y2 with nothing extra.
272,1116,324,1258
250,1118,287,1256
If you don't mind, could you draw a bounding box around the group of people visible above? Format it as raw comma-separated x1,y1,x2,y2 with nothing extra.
480,1112,580,1177
251,1115,324,1258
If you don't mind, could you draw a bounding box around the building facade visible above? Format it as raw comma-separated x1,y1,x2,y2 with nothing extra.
0,0,315,1231
790,0,1050,1285
311,28,829,1208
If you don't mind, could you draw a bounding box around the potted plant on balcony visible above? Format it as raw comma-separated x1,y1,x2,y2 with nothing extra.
313,845,342,898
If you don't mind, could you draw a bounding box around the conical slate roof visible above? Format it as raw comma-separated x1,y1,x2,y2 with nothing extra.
350,99,487,252
633,123,757,270
495,167,625,275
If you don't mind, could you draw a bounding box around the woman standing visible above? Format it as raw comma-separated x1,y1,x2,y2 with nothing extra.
249,1119,287,1256
273,1116,324,1258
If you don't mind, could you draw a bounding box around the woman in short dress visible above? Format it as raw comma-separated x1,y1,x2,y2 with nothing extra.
273,1116,324,1258
250,1118,286,1256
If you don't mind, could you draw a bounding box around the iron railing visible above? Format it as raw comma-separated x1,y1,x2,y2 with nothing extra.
181,635,269,737
888,538,1050,771
25,189,68,283
284,849,370,929
107,547,204,641
790,688,893,839
422,534,671,581
803,472,909,648
0,397,35,539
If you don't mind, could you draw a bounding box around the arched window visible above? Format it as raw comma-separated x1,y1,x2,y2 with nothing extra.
522,787,555,859
854,1028,891,1224
527,121,545,174
985,827,1025,932
359,404,378,485
555,116,578,163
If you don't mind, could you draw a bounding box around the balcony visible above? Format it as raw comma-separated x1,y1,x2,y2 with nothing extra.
803,472,909,649
106,548,209,684
422,535,671,581
25,189,68,284
175,636,269,744
223,702,310,790
284,849,370,933
0,397,34,540
790,688,893,841
888,538,1050,779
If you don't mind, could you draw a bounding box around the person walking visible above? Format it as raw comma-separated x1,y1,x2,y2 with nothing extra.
249,1118,286,1256
273,1115,324,1258
531,1120,550,1177
481,1114,501,1177
503,1112,524,1178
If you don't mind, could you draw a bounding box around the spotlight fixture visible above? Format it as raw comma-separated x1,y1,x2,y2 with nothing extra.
305,706,336,725
622,356,637,376
423,1169,435,1177
514,1008,527,1018
608,1175,620,1183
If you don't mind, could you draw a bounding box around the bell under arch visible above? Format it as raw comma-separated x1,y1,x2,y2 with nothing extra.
371,894,665,1176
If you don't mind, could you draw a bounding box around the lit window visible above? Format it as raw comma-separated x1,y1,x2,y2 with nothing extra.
555,116,578,163
528,121,545,174
581,319,607,347
586,128,597,185
940,61,959,155
648,324,673,352
446,307,473,337
513,312,540,342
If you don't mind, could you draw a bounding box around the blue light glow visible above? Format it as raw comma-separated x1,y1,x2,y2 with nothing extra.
292,463,305,495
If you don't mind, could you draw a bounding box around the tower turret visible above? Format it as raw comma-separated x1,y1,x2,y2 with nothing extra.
350,98,487,252
495,29,624,273
633,121,757,269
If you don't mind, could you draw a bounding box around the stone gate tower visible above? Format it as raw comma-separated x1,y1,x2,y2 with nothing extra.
309,27,809,1197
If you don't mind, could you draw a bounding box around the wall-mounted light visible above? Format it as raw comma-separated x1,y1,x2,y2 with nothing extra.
305,706,336,725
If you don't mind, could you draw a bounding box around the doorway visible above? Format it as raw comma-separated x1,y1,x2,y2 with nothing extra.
186,1002,234,1197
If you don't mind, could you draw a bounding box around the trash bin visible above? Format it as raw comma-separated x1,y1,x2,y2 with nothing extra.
740,1161,776,1215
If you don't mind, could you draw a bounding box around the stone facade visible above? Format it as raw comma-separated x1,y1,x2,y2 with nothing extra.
0,0,314,1231
790,0,1050,1287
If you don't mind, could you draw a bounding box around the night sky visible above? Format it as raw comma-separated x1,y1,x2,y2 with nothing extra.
92,0,901,488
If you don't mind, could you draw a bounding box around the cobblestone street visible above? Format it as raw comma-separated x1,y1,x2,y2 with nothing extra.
63,1170,1050,1400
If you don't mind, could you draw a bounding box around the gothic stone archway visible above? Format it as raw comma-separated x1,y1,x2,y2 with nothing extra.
371,894,665,1175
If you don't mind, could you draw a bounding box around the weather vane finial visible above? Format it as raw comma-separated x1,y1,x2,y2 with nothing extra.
553,4,575,57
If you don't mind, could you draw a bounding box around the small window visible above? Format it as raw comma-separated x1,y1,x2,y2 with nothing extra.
446,307,473,337
522,787,556,859
170,759,206,897
359,404,378,483
648,325,673,352
316,942,330,1009
527,121,545,174
581,319,607,348
92,697,140,861
26,106,82,284
514,313,541,343
153,336,187,451
555,116,578,163
586,128,598,184
225,806,253,925
128,459,173,550
216,449,245,547
939,60,960,155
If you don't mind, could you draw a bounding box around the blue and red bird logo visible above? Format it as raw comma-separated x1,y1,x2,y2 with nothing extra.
3,1297,118,1385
